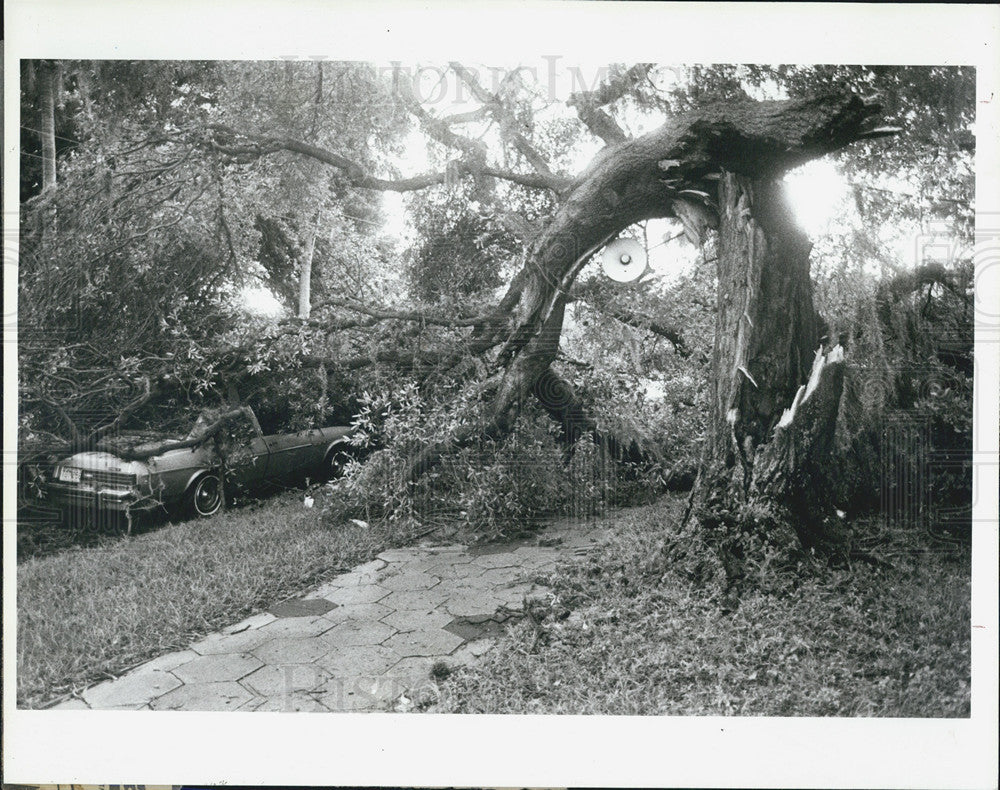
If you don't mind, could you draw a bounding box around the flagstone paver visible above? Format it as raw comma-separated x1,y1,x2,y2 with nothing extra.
323,618,397,647
242,664,329,697
172,652,263,684
381,608,453,633
322,601,395,624
316,644,401,677
382,587,450,611
150,680,254,711
62,516,610,712
384,628,465,658
252,637,331,665
82,666,182,708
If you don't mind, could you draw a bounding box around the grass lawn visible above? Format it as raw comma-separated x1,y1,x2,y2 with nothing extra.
436,496,972,716
16,489,417,708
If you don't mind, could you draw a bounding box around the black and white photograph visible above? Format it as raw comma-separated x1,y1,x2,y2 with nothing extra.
3,2,998,788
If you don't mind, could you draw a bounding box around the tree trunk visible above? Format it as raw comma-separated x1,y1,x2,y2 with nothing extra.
38,60,58,190
695,173,850,579
298,222,317,319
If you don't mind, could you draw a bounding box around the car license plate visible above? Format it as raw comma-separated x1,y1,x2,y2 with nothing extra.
59,467,82,483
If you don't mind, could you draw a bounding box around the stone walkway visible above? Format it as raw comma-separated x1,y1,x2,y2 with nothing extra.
52,519,608,712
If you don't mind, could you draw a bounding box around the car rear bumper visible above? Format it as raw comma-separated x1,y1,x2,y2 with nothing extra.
48,484,160,514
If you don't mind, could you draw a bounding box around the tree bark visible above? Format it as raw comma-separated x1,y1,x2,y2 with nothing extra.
695,172,851,577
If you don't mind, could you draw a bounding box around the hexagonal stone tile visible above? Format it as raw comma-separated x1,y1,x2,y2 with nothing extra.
443,593,505,618
471,553,520,569
150,681,254,711
381,588,449,611
256,615,336,640
190,627,273,656
315,644,400,677
83,668,182,708
381,608,452,633
354,558,388,575
427,561,475,579
403,557,455,576
443,576,499,594
319,673,416,709
478,566,522,585
323,618,396,647
241,663,329,697
450,638,495,663
379,572,440,592
377,548,426,563
386,655,435,682
137,649,199,672
384,629,464,658
246,692,329,712
313,564,385,592
422,545,469,557
224,612,278,632
443,616,508,642
252,637,330,665
316,677,383,712
322,601,394,624
495,586,536,610
322,584,392,606
172,652,262,684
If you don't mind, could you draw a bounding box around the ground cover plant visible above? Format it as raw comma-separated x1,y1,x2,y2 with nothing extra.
434,496,971,717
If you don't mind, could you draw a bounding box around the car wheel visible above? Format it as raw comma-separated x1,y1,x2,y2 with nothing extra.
188,473,225,518
325,449,350,481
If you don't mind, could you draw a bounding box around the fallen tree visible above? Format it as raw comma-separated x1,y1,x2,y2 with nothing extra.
205,71,894,555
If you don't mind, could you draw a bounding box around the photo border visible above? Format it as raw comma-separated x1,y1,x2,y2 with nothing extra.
3,2,998,787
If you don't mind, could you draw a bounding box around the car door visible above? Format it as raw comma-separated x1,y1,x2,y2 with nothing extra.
263,427,328,480
220,408,270,486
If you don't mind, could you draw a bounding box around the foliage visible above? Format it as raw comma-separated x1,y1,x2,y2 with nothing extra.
329,386,612,538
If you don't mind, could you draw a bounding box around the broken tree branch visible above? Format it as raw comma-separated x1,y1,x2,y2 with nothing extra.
448,62,567,188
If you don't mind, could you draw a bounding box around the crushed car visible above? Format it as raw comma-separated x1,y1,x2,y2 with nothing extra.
47,405,354,526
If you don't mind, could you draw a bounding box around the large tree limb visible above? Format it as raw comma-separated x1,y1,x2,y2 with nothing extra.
206,125,561,193
568,63,655,111
449,62,562,184
485,93,885,369
393,66,489,161
567,63,654,145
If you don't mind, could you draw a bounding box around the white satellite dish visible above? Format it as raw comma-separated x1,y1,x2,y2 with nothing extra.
601,238,648,282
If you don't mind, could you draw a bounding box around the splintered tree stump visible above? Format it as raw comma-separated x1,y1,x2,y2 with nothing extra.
695,172,852,579
752,345,851,557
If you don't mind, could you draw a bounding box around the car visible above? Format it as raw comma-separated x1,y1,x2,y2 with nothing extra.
47,406,354,527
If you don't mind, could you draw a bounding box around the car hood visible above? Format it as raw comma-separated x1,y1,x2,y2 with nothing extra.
58,451,150,476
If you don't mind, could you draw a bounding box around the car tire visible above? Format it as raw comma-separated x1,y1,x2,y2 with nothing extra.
324,449,351,481
188,473,225,518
